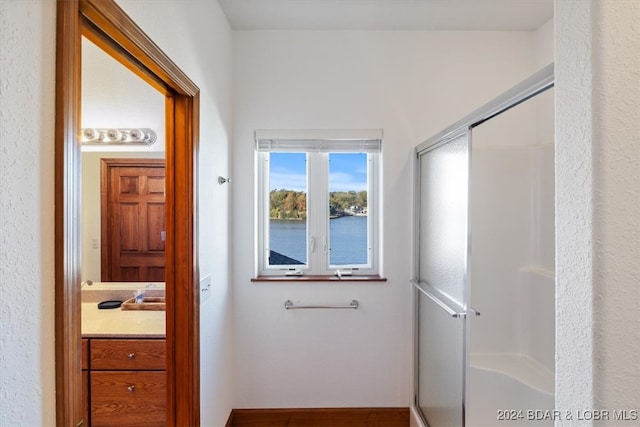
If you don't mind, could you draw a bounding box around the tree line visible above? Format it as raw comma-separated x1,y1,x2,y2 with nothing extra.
270,189,367,220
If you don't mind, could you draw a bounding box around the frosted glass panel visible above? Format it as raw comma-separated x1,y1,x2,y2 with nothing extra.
417,290,464,427
416,133,469,427
418,135,469,305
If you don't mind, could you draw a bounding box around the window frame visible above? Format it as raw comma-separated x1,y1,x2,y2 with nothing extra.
255,131,382,278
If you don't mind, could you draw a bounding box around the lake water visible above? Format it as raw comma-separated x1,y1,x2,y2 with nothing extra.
270,215,368,266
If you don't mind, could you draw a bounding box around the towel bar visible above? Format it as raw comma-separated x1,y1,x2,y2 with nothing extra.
284,299,359,310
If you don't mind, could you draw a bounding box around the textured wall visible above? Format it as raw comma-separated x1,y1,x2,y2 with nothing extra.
0,1,57,425
555,1,596,423
591,0,640,416
556,0,640,424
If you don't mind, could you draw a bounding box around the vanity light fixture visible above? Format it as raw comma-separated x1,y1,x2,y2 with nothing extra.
81,128,157,145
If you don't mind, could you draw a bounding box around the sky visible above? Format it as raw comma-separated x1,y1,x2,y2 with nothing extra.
269,152,367,193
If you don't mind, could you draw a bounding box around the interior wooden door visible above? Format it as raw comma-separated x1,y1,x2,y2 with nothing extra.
101,158,166,282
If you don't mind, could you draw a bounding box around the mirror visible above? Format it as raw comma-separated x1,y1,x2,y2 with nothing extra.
81,36,166,285
56,3,200,422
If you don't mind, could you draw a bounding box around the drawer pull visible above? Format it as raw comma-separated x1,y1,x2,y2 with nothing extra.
127,353,136,360
127,385,135,392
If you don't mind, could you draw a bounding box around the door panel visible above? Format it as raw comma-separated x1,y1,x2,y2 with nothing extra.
418,134,469,305
416,132,470,427
102,159,165,282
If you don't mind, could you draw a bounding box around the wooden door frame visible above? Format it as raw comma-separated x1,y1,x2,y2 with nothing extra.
55,0,200,425
100,158,166,282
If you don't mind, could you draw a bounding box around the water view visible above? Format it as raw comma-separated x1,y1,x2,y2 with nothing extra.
270,215,368,266
267,151,369,267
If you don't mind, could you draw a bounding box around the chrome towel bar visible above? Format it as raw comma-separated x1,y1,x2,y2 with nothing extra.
284,299,359,310
411,279,466,319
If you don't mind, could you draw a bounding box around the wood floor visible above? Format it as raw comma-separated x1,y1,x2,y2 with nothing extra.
226,408,410,427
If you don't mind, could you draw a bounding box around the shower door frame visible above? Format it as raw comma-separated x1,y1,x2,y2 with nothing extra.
413,63,554,427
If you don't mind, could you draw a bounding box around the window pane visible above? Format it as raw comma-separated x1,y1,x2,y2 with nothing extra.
328,153,369,266
268,152,307,266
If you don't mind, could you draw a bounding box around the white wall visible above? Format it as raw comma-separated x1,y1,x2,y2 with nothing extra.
591,1,640,415
555,1,640,424
232,30,544,408
114,1,235,425
0,1,57,424
81,37,166,153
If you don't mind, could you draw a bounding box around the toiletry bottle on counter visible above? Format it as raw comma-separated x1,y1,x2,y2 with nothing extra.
134,290,144,304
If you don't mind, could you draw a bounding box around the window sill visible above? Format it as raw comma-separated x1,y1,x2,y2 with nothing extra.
251,275,387,283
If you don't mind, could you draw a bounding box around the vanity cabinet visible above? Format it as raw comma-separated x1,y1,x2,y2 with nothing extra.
82,339,89,425
82,337,166,427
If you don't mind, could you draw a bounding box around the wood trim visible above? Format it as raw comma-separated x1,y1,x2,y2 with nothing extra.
227,408,410,427
55,0,200,425
81,19,168,96
55,1,83,425
167,90,201,425
79,0,198,96
225,410,235,427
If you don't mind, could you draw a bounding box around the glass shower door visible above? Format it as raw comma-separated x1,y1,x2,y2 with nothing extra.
415,132,470,427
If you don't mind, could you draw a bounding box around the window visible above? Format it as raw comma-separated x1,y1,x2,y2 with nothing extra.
256,130,382,277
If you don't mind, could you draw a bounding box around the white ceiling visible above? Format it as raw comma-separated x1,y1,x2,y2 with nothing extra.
217,0,554,31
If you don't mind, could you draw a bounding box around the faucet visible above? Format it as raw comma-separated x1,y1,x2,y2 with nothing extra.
81,280,93,287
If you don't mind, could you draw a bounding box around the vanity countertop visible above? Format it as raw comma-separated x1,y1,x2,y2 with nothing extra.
82,302,165,338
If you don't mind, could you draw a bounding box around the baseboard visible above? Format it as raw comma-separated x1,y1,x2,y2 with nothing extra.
226,407,410,427
225,409,234,427
410,406,426,427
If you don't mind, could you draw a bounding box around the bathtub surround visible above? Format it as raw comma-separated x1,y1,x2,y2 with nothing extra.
466,87,555,426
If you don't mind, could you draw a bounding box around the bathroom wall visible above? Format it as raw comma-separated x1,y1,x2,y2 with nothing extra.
232,29,545,408
556,1,640,423
2,1,637,425
81,37,165,153
0,1,57,424
114,1,235,424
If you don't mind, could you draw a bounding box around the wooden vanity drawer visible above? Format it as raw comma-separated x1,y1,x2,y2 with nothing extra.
91,371,166,426
90,339,165,370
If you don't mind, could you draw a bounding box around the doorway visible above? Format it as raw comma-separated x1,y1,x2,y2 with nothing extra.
55,1,200,425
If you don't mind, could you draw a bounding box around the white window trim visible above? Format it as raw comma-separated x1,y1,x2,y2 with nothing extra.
255,130,382,278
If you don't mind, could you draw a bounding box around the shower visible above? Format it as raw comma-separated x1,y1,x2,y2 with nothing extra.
412,65,555,427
